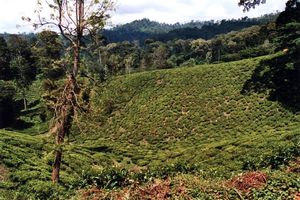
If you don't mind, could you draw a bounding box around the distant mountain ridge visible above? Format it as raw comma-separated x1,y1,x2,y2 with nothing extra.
102,13,279,43
107,18,210,34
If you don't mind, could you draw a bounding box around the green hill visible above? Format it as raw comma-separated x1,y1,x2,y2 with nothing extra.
1,55,300,199
80,55,300,170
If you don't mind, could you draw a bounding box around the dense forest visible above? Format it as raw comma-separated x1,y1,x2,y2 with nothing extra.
100,22,277,75
103,13,278,43
0,0,300,199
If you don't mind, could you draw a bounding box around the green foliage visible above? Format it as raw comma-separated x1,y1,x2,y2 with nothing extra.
0,36,12,81
249,171,300,199
0,81,17,128
243,138,300,170
19,180,65,200
101,41,141,75
0,129,91,198
99,22,276,75
180,58,196,67
80,168,129,189
242,3,300,111
6,34,37,111
32,30,64,80
76,56,300,179
79,162,198,189
103,14,278,43
10,56,35,90
1,56,300,198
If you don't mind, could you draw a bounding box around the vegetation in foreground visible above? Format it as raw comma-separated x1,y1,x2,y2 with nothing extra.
1,55,300,199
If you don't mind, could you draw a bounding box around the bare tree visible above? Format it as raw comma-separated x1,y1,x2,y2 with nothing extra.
26,0,114,183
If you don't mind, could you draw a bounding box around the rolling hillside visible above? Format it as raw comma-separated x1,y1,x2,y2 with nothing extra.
1,55,300,199
80,55,300,171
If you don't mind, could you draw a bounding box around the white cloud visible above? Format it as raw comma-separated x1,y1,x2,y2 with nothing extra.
0,0,37,33
0,0,287,33
111,0,286,25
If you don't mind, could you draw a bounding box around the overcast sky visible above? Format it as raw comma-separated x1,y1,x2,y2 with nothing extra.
0,0,286,33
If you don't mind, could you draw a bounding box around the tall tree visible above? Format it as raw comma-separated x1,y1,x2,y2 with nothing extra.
32,30,64,79
241,0,300,110
28,0,114,183
7,35,36,110
10,56,35,110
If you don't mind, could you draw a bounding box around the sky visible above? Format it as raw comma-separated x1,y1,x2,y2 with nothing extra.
0,0,286,33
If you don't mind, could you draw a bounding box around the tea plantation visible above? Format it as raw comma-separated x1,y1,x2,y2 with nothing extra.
1,55,300,199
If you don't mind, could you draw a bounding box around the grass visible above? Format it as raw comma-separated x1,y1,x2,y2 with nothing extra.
1,55,300,199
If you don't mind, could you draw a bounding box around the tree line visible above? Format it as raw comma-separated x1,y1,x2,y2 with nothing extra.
241,0,300,110
103,13,278,43
0,31,64,128
100,22,277,74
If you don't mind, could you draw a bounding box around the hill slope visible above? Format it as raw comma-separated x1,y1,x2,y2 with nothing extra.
1,55,300,199
78,55,300,172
